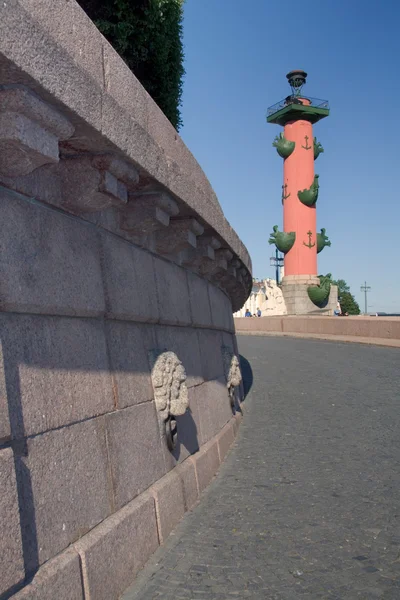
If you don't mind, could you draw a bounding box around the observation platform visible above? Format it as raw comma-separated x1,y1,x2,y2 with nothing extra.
267,96,330,126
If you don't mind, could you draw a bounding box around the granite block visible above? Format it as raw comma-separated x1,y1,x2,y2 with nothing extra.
76,493,158,600
211,377,234,431
193,378,232,445
176,458,199,511
150,470,185,543
0,88,73,177
101,233,159,323
233,412,243,435
0,188,105,317
12,549,83,600
0,0,253,302
19,0,104,84
106,321,155,409
188,384,210,446
186,386,203,444
221,331,236,353
146,92,181,159
0,448,24,596
101,94,169,186
187,271,212,328
192,439,220,494
216,420,235,463
0,313,113,438
0,337,10,443
197,329,224,381
102,41,149,131
162,386,202,475
155,325,203,388
208,282,234,331
106,403,166,510
155,217,203,257
17,418,111,571
59,156,134,213
154,258,191,326
0,1,102,131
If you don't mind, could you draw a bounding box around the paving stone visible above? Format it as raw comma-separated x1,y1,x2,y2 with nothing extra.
121,337,400,600
12,549,83,600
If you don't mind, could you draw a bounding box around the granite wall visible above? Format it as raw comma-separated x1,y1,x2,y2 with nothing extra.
0,2,251,598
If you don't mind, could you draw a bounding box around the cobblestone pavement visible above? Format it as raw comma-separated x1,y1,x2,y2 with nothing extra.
122,336,400,600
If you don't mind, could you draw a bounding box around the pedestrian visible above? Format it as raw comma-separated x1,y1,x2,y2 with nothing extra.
257,308,261,317
334,298,342,316
245,309,252,317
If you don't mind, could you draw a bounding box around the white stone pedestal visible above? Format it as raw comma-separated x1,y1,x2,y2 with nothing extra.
281,275,338,315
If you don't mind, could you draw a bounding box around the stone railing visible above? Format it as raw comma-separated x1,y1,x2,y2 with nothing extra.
0,0,252,311
0,2,251,599
234,316,400,346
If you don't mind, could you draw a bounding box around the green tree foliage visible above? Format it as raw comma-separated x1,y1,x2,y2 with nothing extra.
339,291,361,315
331,278,361,315
333,279,350,295
77,0,185,129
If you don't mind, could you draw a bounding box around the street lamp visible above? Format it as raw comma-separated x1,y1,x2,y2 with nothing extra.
270,248,284,285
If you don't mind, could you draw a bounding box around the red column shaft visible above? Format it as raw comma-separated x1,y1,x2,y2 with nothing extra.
283,119,317,276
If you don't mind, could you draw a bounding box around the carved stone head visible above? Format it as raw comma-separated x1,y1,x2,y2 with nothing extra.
149,350,189,450
221,346,242,408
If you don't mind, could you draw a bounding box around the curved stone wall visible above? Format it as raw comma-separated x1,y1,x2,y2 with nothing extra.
0,0,252,311
0,2,251,598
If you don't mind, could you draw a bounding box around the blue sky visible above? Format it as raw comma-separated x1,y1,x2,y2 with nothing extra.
179,0,400,313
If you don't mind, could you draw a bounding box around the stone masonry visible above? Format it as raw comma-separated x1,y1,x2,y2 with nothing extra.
0,2,251,598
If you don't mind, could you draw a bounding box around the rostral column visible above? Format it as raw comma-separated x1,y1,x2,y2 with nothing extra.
267,70,334,313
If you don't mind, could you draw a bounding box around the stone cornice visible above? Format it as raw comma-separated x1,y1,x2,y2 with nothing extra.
0,0,252,310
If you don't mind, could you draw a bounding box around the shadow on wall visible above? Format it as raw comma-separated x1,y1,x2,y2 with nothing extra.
172,409,199,460
1,335,201,599
0,314,238,598
239,355,253,400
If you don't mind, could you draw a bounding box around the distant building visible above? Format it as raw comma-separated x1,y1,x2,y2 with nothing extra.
234,278,287,317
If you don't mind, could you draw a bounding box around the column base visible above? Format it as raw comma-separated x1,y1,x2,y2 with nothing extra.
281,276,338,315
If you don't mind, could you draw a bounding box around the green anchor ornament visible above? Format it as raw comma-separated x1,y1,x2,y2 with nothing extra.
272,133,295,159
269,225,296,254
298,175,319,207
313,137,324,160
281,184,290,203
301,135,312,150
303,230,316,249
308,273,332,308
